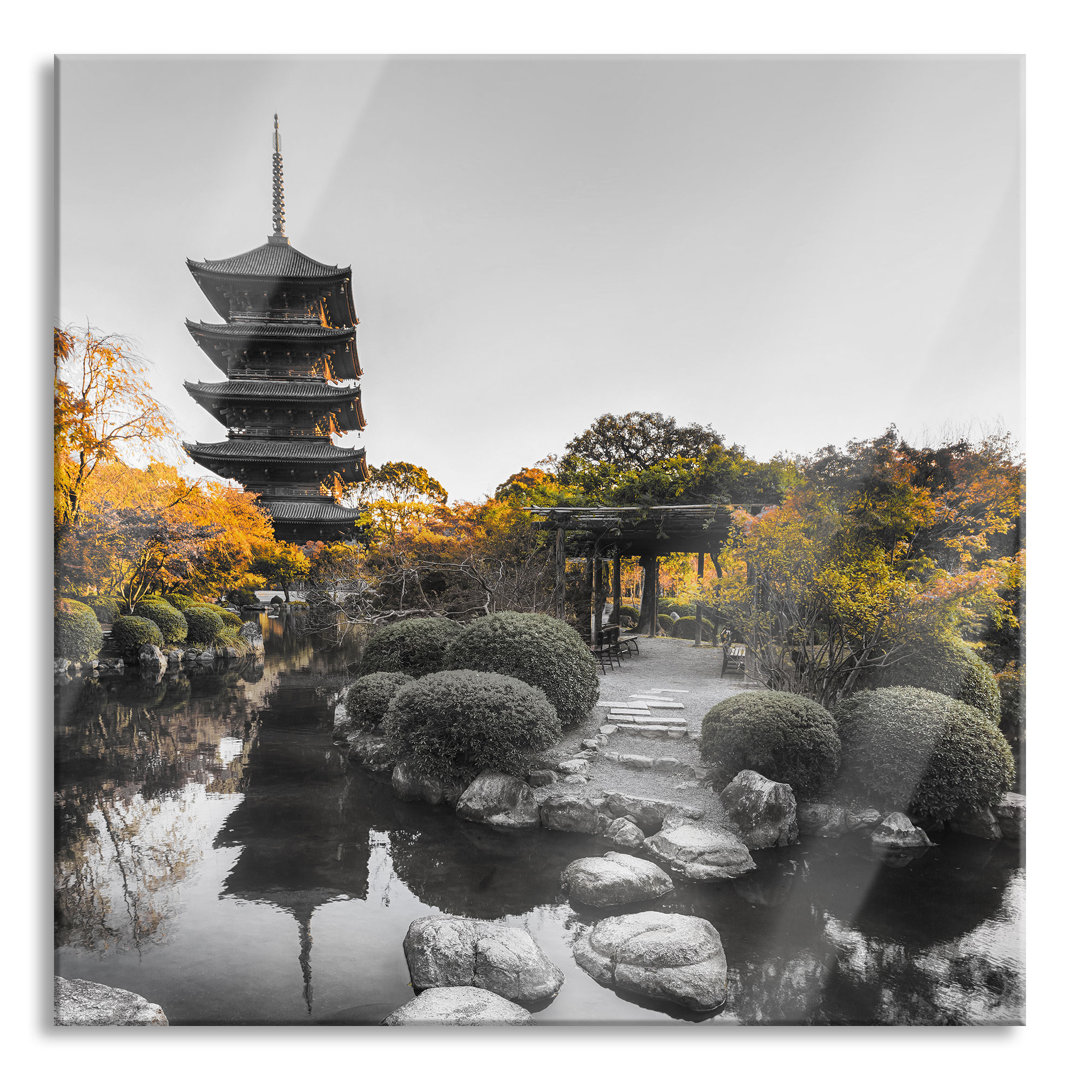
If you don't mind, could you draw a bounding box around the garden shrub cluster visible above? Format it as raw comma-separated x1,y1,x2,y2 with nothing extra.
339,671,416,737
133,599,188,644
88,596,121,624
111,615,164,653
184,605,226,647
164,594,197,611
445,611,599,729
701,690,841,799
673,615,716,641
863,634,1001,725
359,617,463,678
382,669,561,783
834,686,1015,819
55,598,104,661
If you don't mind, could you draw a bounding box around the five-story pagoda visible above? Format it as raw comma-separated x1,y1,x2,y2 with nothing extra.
183,116,370,544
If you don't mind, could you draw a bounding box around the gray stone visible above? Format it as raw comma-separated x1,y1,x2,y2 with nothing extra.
797,802,849,837
238,620,265,654
137,643,167,672
345,731,396,775
604,816,646,850
643,821,756,881
871,812,933,849
54,977,168,1026
618,754,655,771
603,792,704,834
165,648,184,665
950,806,1002,841
197,649,215,663
845,807,882,832
392,762,449,805
717,770,798,849
995,792,1025,841
381,986,533,1026
572,911,727,1012
652,757,682,774
599,724,618,736
560,774,588,786
561,851,673,907
403,915,563,1006
183,649,200,662
540,793,602,835
581,738,601,751
528,769,559,788
456,772,540,829
557,759,589,774
54,659,70,675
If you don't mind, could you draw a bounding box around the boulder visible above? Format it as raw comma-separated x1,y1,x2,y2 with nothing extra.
238,620,265,655
165,648,184,666
403,915,563,1006
950,807,1002,841
572,911,727,1012
182,648,200,662
845,807,882,832
528,769,559,788
643,821,756,881
196,649,215,663
456,772,540,829
717,770,798,849
345,732,396,775
54,977,168,1026
603,791,703,835
870,812,933,849
599,724,618,736
995,792,1025,841
137,643,167,673
561,851,673,907
381,986,533,1026
604,816,646,850
560,775,588,786
54,659,70,675
797,802,849,838
540,793,602,835
556,759,589,775
392,762,450,805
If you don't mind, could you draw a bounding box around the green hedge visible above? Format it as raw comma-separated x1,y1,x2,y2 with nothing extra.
111,615,164,654
619,605,640,623
338,671,416,737
445,611,599,729
835,686,1015,819
132,599,188,644
359,617,463,678
88,597,121,624
863,635,1001,725
383,669,561,783
55,598,104,662
701,690,841,799
184,606,225,647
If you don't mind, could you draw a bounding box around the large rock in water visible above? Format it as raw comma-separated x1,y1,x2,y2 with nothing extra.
539,792,602,835
54,977,168,1026
403,915,563,1006
643,821,756,881
572,911,727,1012
604,816,646,850
381,986,533,1026
239,620,265,655
345,732,396,775
561,851,673,908
871,812,933,849
995,792,1025,841
456,772,540,829
392,762,460,806
949,806,1002,841
717,769,798,849
797,802,849,837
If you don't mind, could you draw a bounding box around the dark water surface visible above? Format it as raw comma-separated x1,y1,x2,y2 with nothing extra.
54,615,1024,1025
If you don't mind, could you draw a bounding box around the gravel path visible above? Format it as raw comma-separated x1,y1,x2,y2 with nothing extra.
537,638,758,829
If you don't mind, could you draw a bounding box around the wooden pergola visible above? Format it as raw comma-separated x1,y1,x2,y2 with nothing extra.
529,503,771,645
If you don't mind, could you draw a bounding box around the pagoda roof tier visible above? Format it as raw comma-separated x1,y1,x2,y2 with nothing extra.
257,498,364,525
185,378,365,431
184,438,369,482
187,239,357,326
185,320,361,380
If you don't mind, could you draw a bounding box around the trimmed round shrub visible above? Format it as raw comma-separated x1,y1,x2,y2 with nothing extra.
132,599,188,644
164,593,197,611
619,604,640,623
111,615,164,654
673,616,716,641
863,635,1001,725
55,598,104,661
835,686,1015,819
338,671,416,737
185,606,226,647
88,596,121,624
658,598,696,618
657,614,674,635
228,588,259,608
383,669,561,783
445,611,599,729
359,617,463,678
701,690,841,799
219,610,243,630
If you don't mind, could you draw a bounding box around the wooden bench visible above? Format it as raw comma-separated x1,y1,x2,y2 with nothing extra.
590,624,623,672
721,642,746,676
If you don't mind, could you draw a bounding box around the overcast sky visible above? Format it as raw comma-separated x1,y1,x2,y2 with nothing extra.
57,55,1022,502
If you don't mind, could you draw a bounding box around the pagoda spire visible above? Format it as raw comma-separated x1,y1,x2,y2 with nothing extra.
271,114,287,242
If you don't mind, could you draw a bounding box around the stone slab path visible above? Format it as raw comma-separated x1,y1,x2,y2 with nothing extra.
538,639,757,830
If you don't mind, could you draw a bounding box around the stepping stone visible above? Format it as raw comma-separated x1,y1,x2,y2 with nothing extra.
648,688,690,694
608,709,652,717
597,702,629,708
638,702,685,710
598,724,618,736
629,695,676,701
618,716,687,726
615,724,686,739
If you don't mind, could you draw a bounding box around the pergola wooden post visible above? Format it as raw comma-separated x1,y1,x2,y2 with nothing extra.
592,553,605,645
585,555,595,645
554,526,566,620
612,553,622,624
694,551,705,646
650,558,660,637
